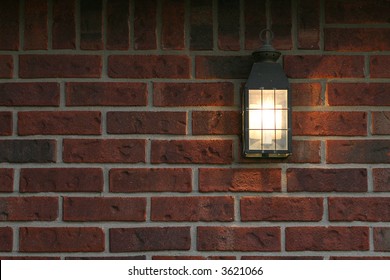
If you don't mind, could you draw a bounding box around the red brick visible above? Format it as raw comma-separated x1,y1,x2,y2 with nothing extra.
325,28,390,52
52,0,76,49
20,227,104,252
0,83,60,106
291,83,322,106
0,257,60,260
192,111,240,135
151,140,232,164
190,0,213,50
372,112,390,135
63,139,145,163
199,168,281,192
18,111,101,135
153,82,234,107
325,0,390,24
63,197,146,221
0,55,13,78
298,0,320,49
0,140,56,163
153,256,206,260
108,55,190,78
271,0,292,50
287,168,367,192
241,197,323,221
374,228,390,251
107,0,130,50
327,140,390,164
0,227,12,252
107,112,186,135
329,198,390,222
373,169,390,192
330,256,390,260
110,227,190,252
66,256,146,260
371,56,390,78
0,197,57,221
20,168,103,193
0,112,12,136
0,169,13,192
134,0,156,50
285,227,369,251
151,196,234,222
0,0,19,50
162,0,185,50
284,55,365,78
19,55,102,78
109,168,192,193
66,82,147,106
196,56,252,79
327,83,390,106
218,0,240,51
197,227,280,251
242,256,323,260
244,0,266,50
80,0,103,50
293,112,367,136
24,0,48,50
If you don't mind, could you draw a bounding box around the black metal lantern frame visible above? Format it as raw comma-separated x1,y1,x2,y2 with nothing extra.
242,29,292,158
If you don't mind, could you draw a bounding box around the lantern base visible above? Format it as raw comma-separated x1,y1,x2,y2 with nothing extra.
243,152,291,158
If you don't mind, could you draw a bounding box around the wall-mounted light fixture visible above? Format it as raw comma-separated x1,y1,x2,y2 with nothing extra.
242,29,291,158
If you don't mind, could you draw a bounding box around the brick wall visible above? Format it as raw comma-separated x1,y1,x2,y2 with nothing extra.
0,0,389,260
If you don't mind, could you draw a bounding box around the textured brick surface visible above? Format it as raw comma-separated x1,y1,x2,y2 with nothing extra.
291,83,322,106
373,169,390,192
218,0,240,51
190,0,213,50
106,0,129,50
0,197,58,221
374,228,390,251
134,0,157,50
80,0,103,50
372,112,390,135
0,227,12,252
370,56,390,78
0,112,12,136
0,140,56,163
52,0,76,49
0,0,19,50
196,56,252,79
297,0,320,49
0,83,60,106
24,0,48,50
161,0,185,50
192,111,240,135
0,55,13,78
0,169,13,192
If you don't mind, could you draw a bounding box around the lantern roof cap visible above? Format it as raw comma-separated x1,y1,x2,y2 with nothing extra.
252,29,281,62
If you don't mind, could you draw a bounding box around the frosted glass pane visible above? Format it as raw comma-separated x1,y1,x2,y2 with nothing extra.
248,90,262,109
262,110,275,130
275,130,288,150
249,110,262,129
275,110,288,129
262,90,274,109
249,130,262,150
275,90,288,108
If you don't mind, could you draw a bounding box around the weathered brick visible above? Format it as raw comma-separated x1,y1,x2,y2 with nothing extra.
63,197,146,221
329,197,390,222
241,197,323,221
373,169,390,192
271,0,292,50
20,168,103,193
286,227,369,251
199,168,281,192
153,256,206,260
244,0,266,50
153,82,234,107
110,168,192,193
0,112,12,136
327,140,390,164
293,112,367,136
0,140,56,163
371,56,390,78
325,28,390,51
0,257,60,260
63,139,145,163
24,0,48,50
330,256,390,260
291,83,322,106
19,55,102,78
0,83,60,106
0,55,13,78
0,169,13,192
0,227,12,252
110,227,190,252
80,0,103,50
327,83,390,106
107,0,130,50
0,197,58,221
134,0,156,49
190,0,213,50
196,56,252,79
218,0,240,50
18,111,101,135
107,112,186,135
20,227,104,252
284,55,365,78
151,140,232,164
192,111,240,135
298,0,320,49
151,197,234,222
66,82,147,106
197,227,280,251
0,0,19,50
108,55,190,78
66,256,146,260
372,112,390,135
374,228,390,251
162,0,185,50
287,168,367,192
52,0,76,49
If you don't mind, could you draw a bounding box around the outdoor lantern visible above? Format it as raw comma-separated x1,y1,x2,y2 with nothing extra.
243,29,292,158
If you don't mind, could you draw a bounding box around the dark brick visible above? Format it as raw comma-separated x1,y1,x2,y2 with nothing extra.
52,0,76,49
190,0,213,50
196,56,252,79
374,228,390,251
0,227,12,252
0,0,19,50
218,0,240,50
372,112,390,135
0,169,13,192
244,0,266,50
271,0,292,50
162,0,185,50
134,0,156,49
291,83,322,106
192,111,240,135
80,0,103,50
0,112,12,136
24,0,48,50
371,56,390,78
373,169,390,192
0,55,13,78
298,0,320,49
0,83,60,106
107,0,130,50
0,197,58,221
0,140,56,163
